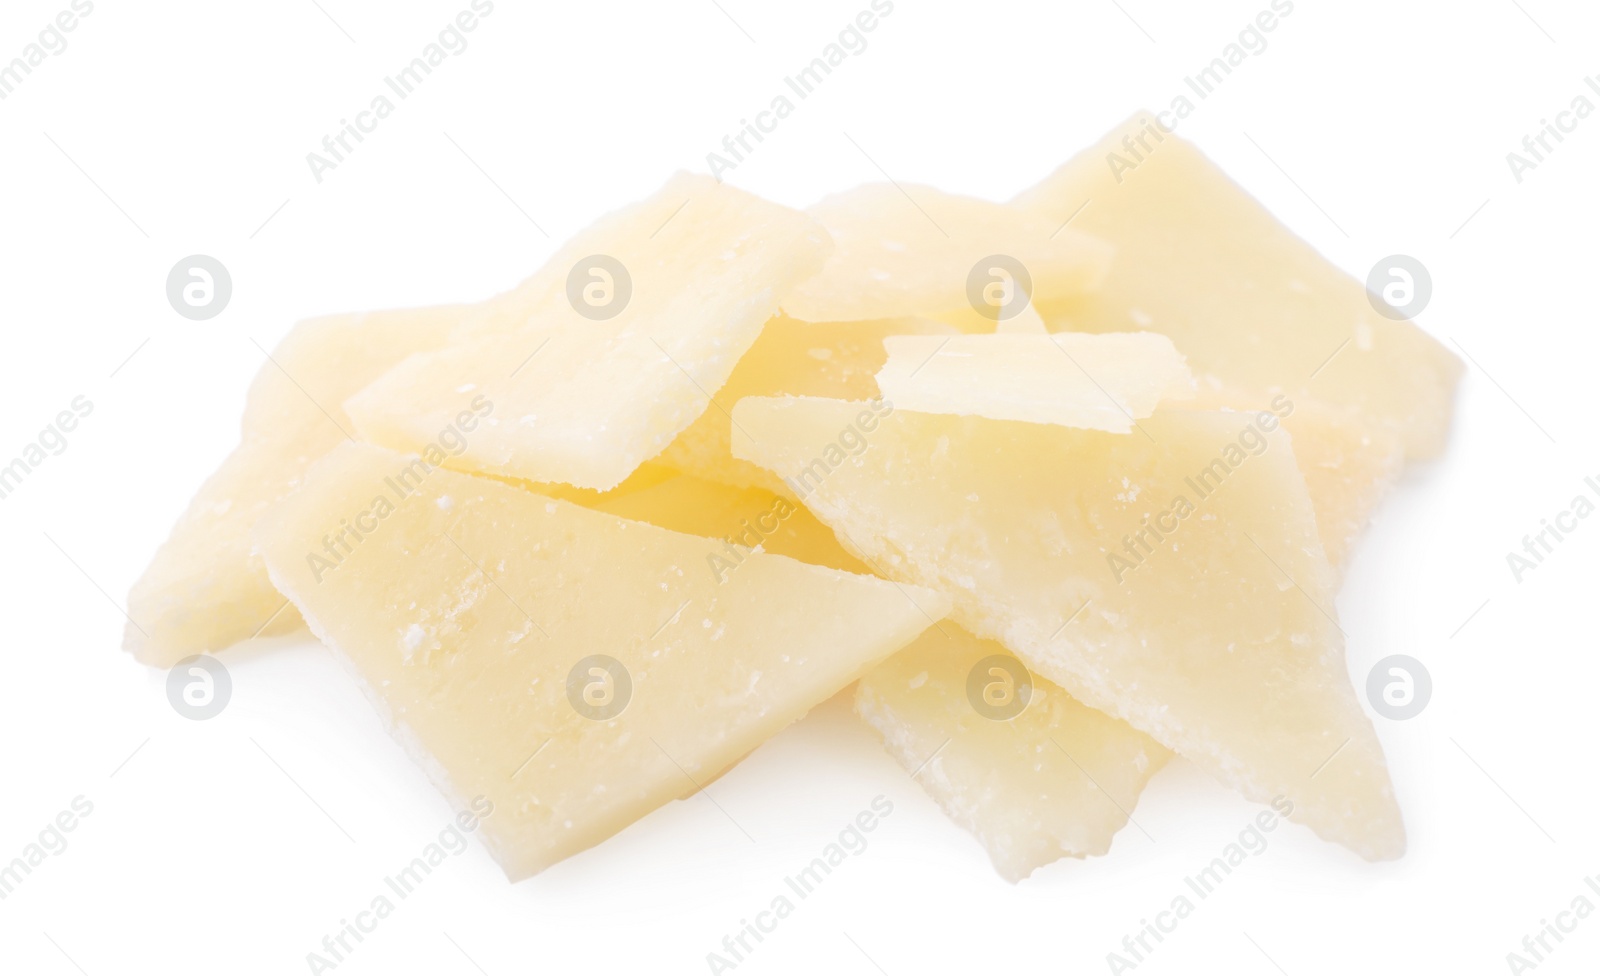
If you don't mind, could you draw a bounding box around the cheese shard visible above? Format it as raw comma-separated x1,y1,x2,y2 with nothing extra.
1177,388,1405,570
733,396,1404,860
781,183,1112,323
857,624,1170,882
876,333,1193,433
654,315,958,495
1012,113,1461,459
253,442,949,880
1279,402,1405,568
589,474,869,576
124,305,473,667
345,174,833,491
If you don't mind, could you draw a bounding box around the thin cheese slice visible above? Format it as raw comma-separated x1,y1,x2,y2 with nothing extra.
125,305,473,666
733,396,1404,860
346,175,832,491
1012,113,1460,459
254,442,949,880
782,183,1111,323
857,624,1170,882
876,332,1193,433
654,315,958,495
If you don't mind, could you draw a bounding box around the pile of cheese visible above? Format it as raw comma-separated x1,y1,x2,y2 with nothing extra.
126,113,1460,883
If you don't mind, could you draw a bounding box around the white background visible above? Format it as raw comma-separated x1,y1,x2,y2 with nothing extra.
0,1,1595,973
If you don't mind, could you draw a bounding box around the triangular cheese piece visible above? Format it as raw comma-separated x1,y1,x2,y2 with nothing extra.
254,442,949,880
345,174,831,491
1177,387,1405,570
876,332,1192,433
654,314,957,495
1012,113,1460,459
125,305,473,666
781,183,1111,323
733,396,1404,860
857,624,1170,882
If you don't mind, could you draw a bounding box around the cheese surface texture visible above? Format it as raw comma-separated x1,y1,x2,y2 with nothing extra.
1013,113,1461,459
254,442,948,880
782,183,1111,323
857,624,1170,882
733,396,1403,860
876,332,1192,433
125,305,473,666
346,174,832,491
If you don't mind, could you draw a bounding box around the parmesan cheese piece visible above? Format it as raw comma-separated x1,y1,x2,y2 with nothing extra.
1013,113,1461,459
654,315,958,495
733,396,1404,860
254,442,949,880
857,624,1170,882
781,183,1111,323
875,332,1193,433
345,175,832,491
125,305,473,666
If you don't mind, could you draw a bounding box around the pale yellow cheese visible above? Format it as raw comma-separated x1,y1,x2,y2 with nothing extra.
782,183,1111,323
857,624,1170,882
995,303,1049,335
733,396,1403,860
1178,387,1405,570
254,442,949,880
875,332,1192,433
653,315,958,495
125,305,474,667
345,175,832,491
589,473,868,576
1013,113,1461,459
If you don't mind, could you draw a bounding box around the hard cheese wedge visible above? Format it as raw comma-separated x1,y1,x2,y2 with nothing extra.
876,332,1193,433
125,305,472,666
781,183,1111,323
1012,113,1461,459
254,442,949,880
857,624,1170,882
733,396,1404,860
345,174,832,491
654,315,958,495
